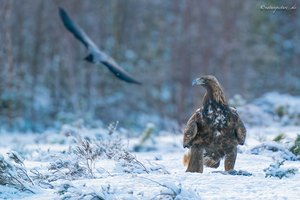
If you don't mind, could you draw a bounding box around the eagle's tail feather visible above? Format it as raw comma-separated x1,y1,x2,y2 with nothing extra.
183,149,191,166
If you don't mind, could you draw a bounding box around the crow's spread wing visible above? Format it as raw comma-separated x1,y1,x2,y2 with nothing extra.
101,59,141,84
59,8,98,50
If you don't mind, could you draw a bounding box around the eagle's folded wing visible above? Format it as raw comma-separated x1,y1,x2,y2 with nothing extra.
183,112,201,148
230,107,246,145
235,116,246,145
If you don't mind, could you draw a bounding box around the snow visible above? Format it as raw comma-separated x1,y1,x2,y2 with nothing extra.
215,131,222,137
0,92,300,199
233,92,300,127
213,114,226,127
0,127,299,199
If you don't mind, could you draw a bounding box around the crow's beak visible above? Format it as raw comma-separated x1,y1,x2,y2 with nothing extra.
192,78,204,86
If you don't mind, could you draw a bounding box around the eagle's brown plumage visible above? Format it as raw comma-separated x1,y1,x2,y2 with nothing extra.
183,75,246,173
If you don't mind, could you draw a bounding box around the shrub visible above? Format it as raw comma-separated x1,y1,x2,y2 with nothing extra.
290,135,300,156
0,152,35,193
264,160,298,179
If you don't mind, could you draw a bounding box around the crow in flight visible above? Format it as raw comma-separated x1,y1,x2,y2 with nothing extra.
59,8,141,84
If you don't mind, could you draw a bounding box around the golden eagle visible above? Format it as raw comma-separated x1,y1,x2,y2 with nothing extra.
183,75,246,173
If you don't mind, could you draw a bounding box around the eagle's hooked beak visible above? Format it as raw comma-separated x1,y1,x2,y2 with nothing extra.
192,77,204,86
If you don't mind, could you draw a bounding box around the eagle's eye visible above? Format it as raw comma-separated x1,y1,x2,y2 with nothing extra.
202,78,208,84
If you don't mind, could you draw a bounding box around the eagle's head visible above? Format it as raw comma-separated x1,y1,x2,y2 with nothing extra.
192,75,227,105
192,75,220,87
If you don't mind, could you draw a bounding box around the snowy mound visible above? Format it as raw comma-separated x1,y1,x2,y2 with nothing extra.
237,92,300,127
255,92,300,125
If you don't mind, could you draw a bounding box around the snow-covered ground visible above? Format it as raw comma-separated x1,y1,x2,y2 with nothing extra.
0,92,300,200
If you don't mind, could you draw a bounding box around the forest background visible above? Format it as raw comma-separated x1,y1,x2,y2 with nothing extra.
0,0,298,132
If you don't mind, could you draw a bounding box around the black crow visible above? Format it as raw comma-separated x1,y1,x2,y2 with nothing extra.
59,8,141,85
